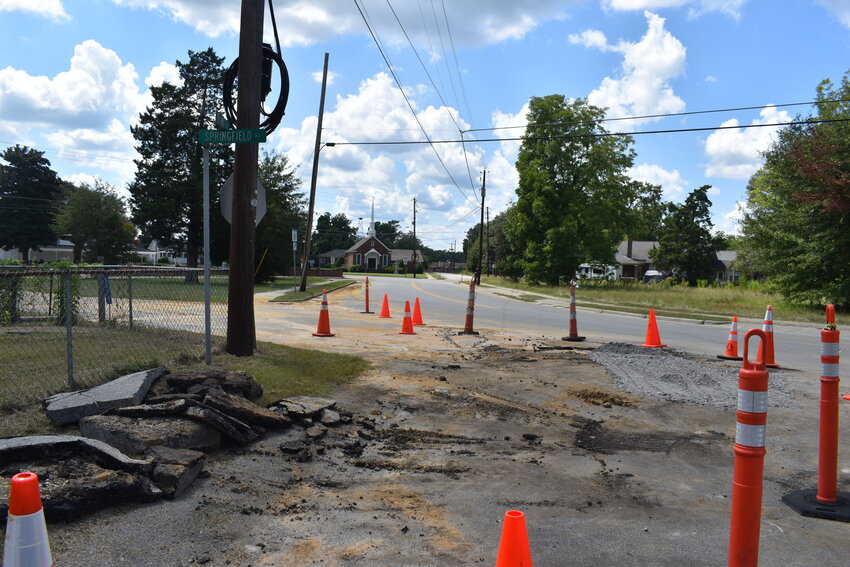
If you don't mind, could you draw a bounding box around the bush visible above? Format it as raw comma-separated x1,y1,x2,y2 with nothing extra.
157,256,171,264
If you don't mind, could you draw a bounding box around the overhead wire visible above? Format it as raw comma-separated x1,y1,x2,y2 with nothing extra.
353,0,478,207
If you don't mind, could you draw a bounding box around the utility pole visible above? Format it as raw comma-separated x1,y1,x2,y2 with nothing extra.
412,197,417,279
476,170,486,285
227,0,264,356
300,52,330,292
486,206,491,276
451,240,455,273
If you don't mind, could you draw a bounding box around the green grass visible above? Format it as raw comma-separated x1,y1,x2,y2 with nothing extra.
270,279,353,301
477,275,846,324
0,338,369,437
349,272,424,278
253,276,335,294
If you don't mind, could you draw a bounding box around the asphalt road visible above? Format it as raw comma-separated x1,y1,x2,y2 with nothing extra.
335,274,828,379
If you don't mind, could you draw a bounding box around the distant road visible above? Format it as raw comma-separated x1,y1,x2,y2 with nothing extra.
339,274,828,379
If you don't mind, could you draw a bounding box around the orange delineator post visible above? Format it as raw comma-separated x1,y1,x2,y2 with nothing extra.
458,277,479,336
378,293,391,318
756,305,779,368
3,472,54,567
718,316,743,361
399,300,416,335
412,297,425,325
640,308,666,348
494,510,533,567
562,279,585,342
782,304,850,521
361,277,374,314
728,329,769,567
311,289,335,337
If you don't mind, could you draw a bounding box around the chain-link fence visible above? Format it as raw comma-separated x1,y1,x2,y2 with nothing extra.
0,266,228,409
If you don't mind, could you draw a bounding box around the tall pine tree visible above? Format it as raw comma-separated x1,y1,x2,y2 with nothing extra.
0,145,63,261
129,48,232,272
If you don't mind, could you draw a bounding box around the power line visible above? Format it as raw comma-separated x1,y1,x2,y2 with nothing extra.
352,0,477,207
464,98,850,134
328,117,850,147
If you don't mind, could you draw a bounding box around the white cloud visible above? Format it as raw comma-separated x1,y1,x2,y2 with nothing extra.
568,29,612,50
145,62,182,88
714,200,747,234
602,0,746,19
490,102,528,164
703,105,792,179
312,70,338,85
45,118,138,188
816,0,850,28
0,40,142,129
109,1,568,47
629,163,688,199
577,12,686,126
0,0,69,20
705,75,718,83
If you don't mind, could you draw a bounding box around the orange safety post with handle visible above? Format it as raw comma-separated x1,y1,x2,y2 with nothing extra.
728,329,769,567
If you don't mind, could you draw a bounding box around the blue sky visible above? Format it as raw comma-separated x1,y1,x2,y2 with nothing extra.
2,0,850,250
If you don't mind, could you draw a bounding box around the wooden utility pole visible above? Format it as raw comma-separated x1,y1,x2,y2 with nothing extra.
226,0,264,356
476,170,486,284
412,197,417,279
486,206,491,276
300,52,330,292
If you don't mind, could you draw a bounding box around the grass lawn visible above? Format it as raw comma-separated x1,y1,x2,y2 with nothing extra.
0,339,369,437
270,279,353,302
478,275,845,325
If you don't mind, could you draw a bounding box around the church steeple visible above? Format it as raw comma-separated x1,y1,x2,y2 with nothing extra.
367,198,376,237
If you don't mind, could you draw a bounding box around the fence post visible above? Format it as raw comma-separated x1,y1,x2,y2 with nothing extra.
64,270,75,390
8,273,20,323
97,274,106,323
128,273,133,330
48,274,53,317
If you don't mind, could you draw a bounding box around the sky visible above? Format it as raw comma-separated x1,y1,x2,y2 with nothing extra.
2,0,850,252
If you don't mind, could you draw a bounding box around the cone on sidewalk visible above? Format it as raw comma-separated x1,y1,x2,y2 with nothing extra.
755,305,779,368
640,308,666,348
378,294,391,318
718,315,743,360
562,279,586,342
399,300,416,335
494,510,533,567
3,472,54,567
412,297,425,325
311,289,335,337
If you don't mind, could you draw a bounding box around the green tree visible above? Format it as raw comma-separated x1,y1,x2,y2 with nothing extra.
374,220,402,247
311,212,357,253
53,180,136,263
627,182,666,241
254,151,306,283
507,95,641,285
737,70,850,305
651,185,716,285
129,48,232,271
0,145,63,261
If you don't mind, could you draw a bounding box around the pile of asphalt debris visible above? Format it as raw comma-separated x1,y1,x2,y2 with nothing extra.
0,368,352,522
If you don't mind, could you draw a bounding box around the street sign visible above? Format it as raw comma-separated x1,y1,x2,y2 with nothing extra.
220,173,266,226
198,129,266,144
291,229,297,243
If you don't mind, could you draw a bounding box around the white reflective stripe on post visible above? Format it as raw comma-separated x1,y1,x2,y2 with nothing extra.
570,312,577,320
736,423,766,447
821,363,840,377
737,390,768,414
466,308,474,315
822,342,840,356
762,323,773,332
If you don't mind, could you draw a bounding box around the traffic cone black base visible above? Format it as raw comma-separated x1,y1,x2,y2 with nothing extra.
782,489,850,523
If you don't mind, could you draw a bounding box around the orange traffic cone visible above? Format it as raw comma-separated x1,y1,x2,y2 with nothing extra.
412,297,425,325
399,301,416,335
718,316,743,360
494,510,533,567
312,289,335,337
640,308,666,348
756,305,779,368
3,472,54,567
378,294,391,318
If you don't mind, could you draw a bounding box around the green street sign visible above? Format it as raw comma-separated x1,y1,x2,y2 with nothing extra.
198,129,266,144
